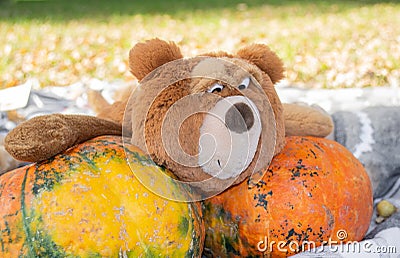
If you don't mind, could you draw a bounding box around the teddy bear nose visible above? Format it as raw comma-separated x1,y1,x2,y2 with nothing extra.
225,102,254,133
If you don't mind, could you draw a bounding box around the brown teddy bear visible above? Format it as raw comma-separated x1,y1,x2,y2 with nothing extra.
5,38,333,194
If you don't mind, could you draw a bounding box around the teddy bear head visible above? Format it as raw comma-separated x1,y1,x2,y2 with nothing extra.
123,39,286,196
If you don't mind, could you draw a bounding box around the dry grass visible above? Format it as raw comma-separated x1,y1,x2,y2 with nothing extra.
1,0,399,89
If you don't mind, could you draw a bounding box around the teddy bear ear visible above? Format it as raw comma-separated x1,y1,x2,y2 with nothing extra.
129,38,183,81
237,44,285,84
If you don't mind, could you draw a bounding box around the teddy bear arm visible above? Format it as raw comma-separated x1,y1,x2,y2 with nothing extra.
96,100,128,125
283,103,334,137
5,114,122,162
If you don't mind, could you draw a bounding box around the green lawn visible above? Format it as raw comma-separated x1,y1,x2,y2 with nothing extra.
0,0,399,88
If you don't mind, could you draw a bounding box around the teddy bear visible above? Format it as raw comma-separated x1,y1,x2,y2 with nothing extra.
4,38,333,195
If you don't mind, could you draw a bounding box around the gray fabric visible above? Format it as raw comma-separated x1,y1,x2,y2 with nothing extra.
0,112,15,133
333,107,400,199
2,83,400,257
16,90,86,119
276,85,400,114
0,86,93,174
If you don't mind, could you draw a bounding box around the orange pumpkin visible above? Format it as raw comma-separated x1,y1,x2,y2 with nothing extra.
203,136,373,257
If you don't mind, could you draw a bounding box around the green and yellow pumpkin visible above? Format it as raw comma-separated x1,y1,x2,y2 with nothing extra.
203,136,373,257
0,135,204,257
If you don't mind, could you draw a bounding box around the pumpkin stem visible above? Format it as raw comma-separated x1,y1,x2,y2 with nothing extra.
5,114,122,162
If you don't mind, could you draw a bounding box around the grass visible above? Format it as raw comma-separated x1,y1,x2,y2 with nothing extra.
0,0,399,89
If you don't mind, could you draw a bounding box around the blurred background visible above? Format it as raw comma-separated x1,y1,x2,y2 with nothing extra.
0,0,399,89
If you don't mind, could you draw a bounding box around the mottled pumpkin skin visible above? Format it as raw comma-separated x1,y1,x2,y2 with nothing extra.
203,136,373,257
0,136,204,257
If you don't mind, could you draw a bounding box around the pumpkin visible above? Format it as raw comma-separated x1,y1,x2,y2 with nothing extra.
203,136,373,257
0,135,204,257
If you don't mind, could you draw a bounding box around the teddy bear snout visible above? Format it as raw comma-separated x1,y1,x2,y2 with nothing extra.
225,102,254,133
198,96,262,180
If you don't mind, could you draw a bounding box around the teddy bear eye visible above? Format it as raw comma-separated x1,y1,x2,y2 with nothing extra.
238,77,250,90
207,83,224,93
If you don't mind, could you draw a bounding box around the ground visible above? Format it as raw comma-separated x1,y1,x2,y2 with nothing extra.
0,0,399,89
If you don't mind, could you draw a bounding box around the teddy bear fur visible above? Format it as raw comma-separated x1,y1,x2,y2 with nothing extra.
117,39,287,193
5,38,333,194
95,40,332,139
5,114,121,162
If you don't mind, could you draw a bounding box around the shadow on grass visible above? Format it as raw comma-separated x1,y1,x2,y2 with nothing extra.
0,0,398,21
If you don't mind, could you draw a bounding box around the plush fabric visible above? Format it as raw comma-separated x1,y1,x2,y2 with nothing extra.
3,39,332,193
